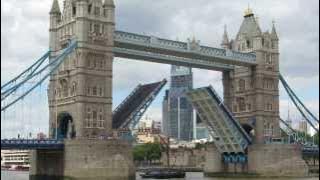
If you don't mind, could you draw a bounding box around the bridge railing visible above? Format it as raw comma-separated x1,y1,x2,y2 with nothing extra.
1,139,64,150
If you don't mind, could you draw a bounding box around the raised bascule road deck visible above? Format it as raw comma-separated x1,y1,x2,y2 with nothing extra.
187,86,252,154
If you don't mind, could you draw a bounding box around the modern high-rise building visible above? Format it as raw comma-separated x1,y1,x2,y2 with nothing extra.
162,66,194,141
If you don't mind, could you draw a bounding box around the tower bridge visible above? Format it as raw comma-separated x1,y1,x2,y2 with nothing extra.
1,0,319,179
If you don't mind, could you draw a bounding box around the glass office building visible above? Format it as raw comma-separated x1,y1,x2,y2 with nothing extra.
162,66,194,141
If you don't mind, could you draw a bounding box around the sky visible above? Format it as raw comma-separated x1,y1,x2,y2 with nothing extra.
1,0,319,138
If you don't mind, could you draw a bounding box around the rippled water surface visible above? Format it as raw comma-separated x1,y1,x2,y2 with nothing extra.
1,171,319,180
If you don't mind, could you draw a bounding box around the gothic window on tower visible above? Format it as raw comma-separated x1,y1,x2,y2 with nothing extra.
71,82,77,96
94,7,100,16
98,109,104,128
72,6,76,17
90,23,93,33
238,97,245,112
266,54,272,65
265,102,273,111
103,9,108,17
87,86,90,95
86,108,92,128
239,79,245,91
99,87,103,97
246,40,252,48
61,80,68,97
92,110,97,128
101,25,105,35
94,24,100,35
92,86,97,96
88,4,92,14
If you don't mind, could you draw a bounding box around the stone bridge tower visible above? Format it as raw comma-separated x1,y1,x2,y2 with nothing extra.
48,0,115,139
223,8,280,144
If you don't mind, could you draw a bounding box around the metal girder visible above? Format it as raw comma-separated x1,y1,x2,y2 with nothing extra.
112,79,167,129
1,139,64,150
186,86,252,153
113,47,234,71
114,31,257,69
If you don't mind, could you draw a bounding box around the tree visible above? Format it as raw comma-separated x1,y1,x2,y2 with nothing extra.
132,143,162,164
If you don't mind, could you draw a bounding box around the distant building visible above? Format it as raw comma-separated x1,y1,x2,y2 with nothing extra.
37,132,47,139
138,121,147,129
299,121,308,134
1,150,30,168
135,128,161,144
162,90,170,135
162,66,194,141
196,123,209,140
152,121,162,130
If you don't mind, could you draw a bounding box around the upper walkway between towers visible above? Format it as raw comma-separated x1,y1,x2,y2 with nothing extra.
113,31,257,71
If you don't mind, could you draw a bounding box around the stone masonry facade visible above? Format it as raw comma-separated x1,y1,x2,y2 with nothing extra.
222,9,281,144
48,0,115,139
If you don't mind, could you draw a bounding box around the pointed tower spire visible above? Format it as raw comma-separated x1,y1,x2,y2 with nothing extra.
221,25,230,49
50,0,61,14
271,20,279,40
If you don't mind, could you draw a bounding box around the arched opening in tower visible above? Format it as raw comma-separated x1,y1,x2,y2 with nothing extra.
57,112,75,139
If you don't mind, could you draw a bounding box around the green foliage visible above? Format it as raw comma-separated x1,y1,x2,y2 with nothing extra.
133,143,162,162
195,143,206,149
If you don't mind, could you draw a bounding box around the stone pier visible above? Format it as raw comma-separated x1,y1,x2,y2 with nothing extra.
30,139,135,180
204,143,309,178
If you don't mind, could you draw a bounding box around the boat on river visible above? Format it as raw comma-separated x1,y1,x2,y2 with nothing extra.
140,168,185,179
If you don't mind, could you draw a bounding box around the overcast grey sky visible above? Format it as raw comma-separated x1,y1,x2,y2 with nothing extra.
1,0,319,138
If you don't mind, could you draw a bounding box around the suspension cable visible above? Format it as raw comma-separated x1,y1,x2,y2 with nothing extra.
1,41,77,111
279,74,319,133
1,51,50,90
280,74,319,122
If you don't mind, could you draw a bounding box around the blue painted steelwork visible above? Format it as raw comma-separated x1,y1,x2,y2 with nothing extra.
1,139,64,150
1,51,50,91
280,74,319,133
1,40,77,111
302,146,319,156
114,31,256,68
223,153,247,164
1,51,50,101
113,47,234,71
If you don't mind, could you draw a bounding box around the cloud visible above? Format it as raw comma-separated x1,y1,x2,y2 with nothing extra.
1,0,318,137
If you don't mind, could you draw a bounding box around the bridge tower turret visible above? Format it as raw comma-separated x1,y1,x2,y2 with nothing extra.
226,7,280,144
221,25,230,49
49,0,61,52
48,0,115,139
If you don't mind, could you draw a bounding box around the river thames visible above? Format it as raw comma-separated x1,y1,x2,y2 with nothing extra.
1,171,318,180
